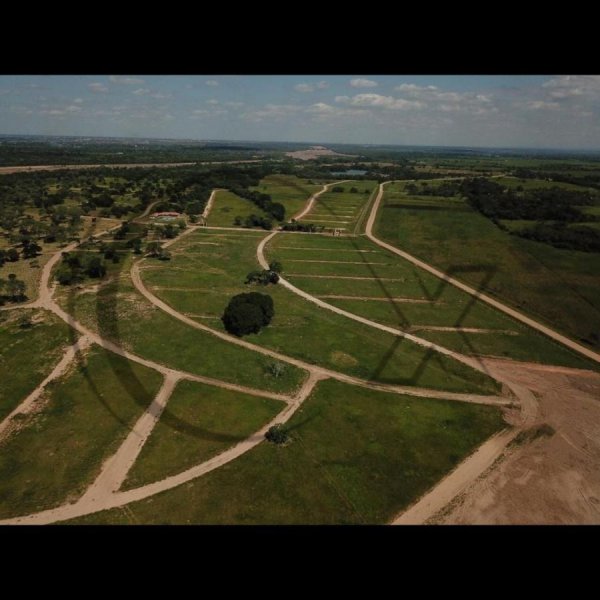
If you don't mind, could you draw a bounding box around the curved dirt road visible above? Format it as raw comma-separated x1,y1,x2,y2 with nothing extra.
258,232,490,376
291,180,351,221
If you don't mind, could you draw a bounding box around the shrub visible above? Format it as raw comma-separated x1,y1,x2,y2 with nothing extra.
265,425,289,445
268,260,283,274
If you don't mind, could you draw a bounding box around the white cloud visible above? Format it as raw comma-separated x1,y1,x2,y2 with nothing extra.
527,100,560,111
132,88,150,95
73,98,83,104
243,104,303,122
543,75,600,96
225,101,244,108
336,93,424,110
350,78,378,88
193,109,209,114
206,99,220,105
395,83,438,94
150,91,172,99
390,84,496,115
40,104,83,116
109,75,145,85
205,80,219,86
295,81,329,93
305,102,366,119
88,82,108,93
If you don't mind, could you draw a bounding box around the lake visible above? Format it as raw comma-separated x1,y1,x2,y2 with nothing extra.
330,169,368,176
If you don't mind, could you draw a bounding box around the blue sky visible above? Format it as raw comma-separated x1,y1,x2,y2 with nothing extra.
0,75,599,148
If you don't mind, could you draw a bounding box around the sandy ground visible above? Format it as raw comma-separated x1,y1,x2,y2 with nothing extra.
436,360,600,524
285,146,355,161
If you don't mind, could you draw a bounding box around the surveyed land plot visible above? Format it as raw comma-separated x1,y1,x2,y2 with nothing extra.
298,182,376,232
206,190,272,227
53,263,307,395
377,181,600,356
0,347,163,519
267,230,597,369
251,175,323,218
140,228,499,394
122,379,284,490
70,379,505,525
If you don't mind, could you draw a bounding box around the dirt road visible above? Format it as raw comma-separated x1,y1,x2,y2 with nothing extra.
0,335,91,441
292,181,351,221
258,232,491,376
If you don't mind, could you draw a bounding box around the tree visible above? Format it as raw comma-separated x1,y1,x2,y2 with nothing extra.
86,257,106,278
350,187,358,193
265,425,288,445
270,202,285,221
245,269,279,285
267,361,286,378
22,240,42,259
222,292,274,337
5,273,26,300
268,260,283,274
6,248,19,262
146,241,162,257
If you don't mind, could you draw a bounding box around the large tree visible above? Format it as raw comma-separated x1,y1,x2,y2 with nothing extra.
222,292,274,336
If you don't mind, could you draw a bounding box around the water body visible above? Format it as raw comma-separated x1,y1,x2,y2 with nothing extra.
330,169,368,176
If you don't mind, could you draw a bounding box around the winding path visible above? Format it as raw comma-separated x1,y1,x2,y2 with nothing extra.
1,189,513,525
291,180,350,221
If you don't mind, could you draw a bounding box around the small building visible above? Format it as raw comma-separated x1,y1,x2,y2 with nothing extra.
151,211,181,221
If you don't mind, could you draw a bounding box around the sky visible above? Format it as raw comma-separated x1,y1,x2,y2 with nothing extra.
0,75,599,149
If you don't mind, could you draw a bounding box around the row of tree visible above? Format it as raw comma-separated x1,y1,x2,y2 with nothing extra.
460,178,596,223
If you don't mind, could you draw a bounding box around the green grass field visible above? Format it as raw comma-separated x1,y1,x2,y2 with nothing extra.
207,190,271,227
70,379,505,524
251,175,321,219
0,347,162,519
139,228,500,394
377,181,600,352
0,309,76,421
268,231,597,370
122,380,284,490
300,182,376,233
53,271,307,395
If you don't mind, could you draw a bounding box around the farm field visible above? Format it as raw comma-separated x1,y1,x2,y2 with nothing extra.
2,130,600,527
251,175,322,218
375,181,600,351
140,228,500,394
123,379,284,490
70,379,505,524
298,181,376,233
206,190,271,227
0,347,162,519
0,309,75,420
267,231,596,370
54,274,307,395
